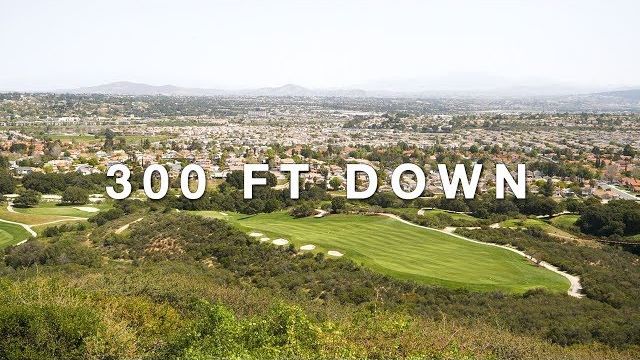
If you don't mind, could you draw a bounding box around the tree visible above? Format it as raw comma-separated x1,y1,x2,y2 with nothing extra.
622,144,636,158
103,129,115,150
14,190,41,208
62,186,89,205
0,156,9,169
329,177,342,190
542,178,555,197
331,197,347,213
226,170,276,189
0,171,16,194
604,164,619,182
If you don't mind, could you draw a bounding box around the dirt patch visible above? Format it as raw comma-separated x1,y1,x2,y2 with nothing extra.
145,237,184,255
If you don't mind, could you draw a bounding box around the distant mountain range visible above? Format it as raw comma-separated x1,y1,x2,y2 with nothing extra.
62,81,366,98
59,81,640,100
591,89,640,102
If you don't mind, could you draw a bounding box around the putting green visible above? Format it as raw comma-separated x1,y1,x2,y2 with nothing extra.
193,211,569,294
0,222,32,249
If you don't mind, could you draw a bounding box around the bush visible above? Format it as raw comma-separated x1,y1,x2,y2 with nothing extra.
89,208,124,226
4,239,100,268
0,303,100,360
290,202,316,218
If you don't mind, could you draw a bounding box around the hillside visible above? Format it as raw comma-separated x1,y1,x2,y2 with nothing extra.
0,202,639,359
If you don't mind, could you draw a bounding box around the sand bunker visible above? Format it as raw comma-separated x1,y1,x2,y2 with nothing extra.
327,250,344,257
300,244,316,251
272,238,289,246
74,206,100,213
259,237,270,242
248,232,264,237
219,212,228,216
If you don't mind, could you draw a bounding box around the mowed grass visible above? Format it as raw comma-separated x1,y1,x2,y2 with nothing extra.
422,209,478,221
0,222,31,249
13,202,109,218
192,211,569,294
551,214,579,229
0,208,70,225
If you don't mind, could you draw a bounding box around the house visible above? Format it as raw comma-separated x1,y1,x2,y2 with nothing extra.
621,177,640,193
75,164,98,175
14,166,33,176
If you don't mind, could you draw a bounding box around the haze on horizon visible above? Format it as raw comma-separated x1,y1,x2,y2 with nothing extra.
1,0,639,93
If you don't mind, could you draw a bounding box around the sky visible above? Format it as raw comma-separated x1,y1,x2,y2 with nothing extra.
1,0,639,91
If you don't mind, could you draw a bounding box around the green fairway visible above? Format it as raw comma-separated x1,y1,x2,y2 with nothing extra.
13,203,108,218
192,211,569,294
0,208,71,225
550,214,579,229
0,222,32,249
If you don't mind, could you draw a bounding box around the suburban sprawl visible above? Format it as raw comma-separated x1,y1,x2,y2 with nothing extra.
0,92,639,359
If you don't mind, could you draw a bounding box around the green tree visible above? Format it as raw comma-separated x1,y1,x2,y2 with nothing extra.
61,187,89,205
329,176,342,190
541,178,555,197
622,144,636,158
103,129,115,150
14,189,41,208
331,196,347,213
0,171,16,194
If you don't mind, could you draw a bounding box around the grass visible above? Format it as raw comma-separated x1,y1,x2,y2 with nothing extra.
0,222,31,249
550,214,579,229
0,203,105,235
191,211,569,294
0,208,70,225
422,209,478,221
501,217,579,239
13,202,109,218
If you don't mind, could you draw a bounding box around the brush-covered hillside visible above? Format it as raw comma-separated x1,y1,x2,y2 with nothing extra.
1,198,639,359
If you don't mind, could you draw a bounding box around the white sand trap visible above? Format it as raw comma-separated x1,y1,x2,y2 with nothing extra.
259,237,270,242
300,244,316,251
74,206,100,213
248,232,264,237
219,212,228,216
272,238,289,246
327,250,344,257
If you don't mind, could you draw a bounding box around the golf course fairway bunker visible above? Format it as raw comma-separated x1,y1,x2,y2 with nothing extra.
227,211,570,294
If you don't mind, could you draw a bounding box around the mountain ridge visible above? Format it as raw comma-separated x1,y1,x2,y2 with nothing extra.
57,81,640,99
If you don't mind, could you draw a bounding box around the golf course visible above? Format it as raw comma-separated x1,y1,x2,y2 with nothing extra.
0,202,110,249
0,222,32,248
192,211,570,294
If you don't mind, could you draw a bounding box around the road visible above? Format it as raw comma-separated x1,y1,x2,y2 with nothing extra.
598,182,639,201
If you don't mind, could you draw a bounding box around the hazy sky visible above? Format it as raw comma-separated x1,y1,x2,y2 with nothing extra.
1,0,639,91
